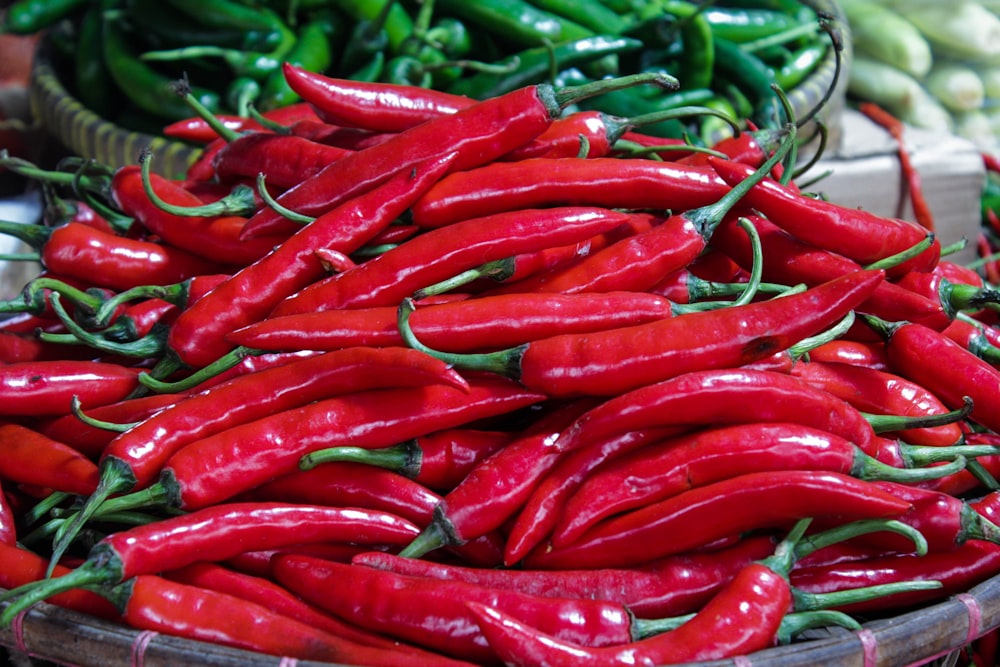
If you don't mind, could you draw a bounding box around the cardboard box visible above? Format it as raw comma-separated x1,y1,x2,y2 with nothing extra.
800,108,985,267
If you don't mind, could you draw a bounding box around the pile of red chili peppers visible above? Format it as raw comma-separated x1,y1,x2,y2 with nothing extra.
3,60,1000,667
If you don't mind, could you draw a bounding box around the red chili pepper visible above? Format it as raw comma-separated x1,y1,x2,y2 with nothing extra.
272,554,682,663
708,156,940,275
0,481,16,546
805,339,891,371
400,269,885,398
272,206,633,315
615,130,693,160
466,560,791,666
409,157,731,229
678,127,785,167
0,360,141,416
103,573,453,665
0,543,120,619
162,562,456,660
282,120,396,151
240,68,675,239
210,132,354,188
0,423,99,495
552,422,962,552
354,535,777,619
0,221,221,292
247,461,504,567
299,427,516,492
522,471,911,570
165,150,456,370
282,63,475,133
942,319,1000,365
162,114,262,143
52,347,469,566
229,291,677,353
714,212,951,331
0,501,424,626
859,102,935,232
867,316,1000,434
791,360,964,447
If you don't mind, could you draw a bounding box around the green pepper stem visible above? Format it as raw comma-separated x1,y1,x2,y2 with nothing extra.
397,512,456,559
792,579,943,612
0,559,118,628
546,71,679,117
256,173,314,224
853,451,966,485
794,519,929,560
863,396,973,434
864,233,935,271
776,610,860,645
169,77,242,143
299,441,420,477
138,345,263,393
44,293,167,358
70,396,137,433
412,258,515,299
140,151,256,217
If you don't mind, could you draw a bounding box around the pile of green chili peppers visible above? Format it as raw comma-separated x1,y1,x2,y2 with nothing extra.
3,0,830,143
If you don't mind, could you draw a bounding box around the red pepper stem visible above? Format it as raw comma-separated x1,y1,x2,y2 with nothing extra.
792,580,943,612
864,233,936,271
170,78,242,143
793,519,929,561
139,346,264,393
140,152,256,217
863,396,974,434
45,293,167,358
0,556,121,627
396,298,524,379
853,450,966,484
412,258,515,299
299,441,421,477
686,122,794,241
547,72,679,116
256,173,315,223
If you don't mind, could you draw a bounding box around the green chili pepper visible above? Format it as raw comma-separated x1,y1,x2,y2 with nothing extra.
338,0,394,74
73,3,116,120
259,12,340,110
1,0,87,34
703,7,806,43
124,0,250,51
424,17,471,59
165,0,282,33
226,77,261,116
447,35,643,99
331,0,414,53
637,1,714,91
528,0,630,34
774,40,828,90
713,36,784,129
383,55,433,88
348,50,386,82
434,0,594,47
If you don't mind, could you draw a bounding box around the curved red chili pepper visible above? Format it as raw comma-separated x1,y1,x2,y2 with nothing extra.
869,317,1000,434
0,360,142,416
709,156,940,275
106,573,457,665
210,132,354,188
273,553,665,664
467,561,791,666
166,150,456,369
241,68,674,239
248,461,504,567
805,339,891,371
282,120,396,151
162,114,262,143
162,562,453,659
410,157,730,229
522,471,912,570
0,423,99,495
791,360,964,447
282,63,475,133
271,206,632,315
354,535,777,619
942,319,1000,365
713,213,951,331
402,269,885,398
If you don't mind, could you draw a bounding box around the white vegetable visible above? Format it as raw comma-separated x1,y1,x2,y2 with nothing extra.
953,109,999,151
848,56,955,131
925,62,985,112
902,3,1000,62
840,0,932,78
980,65,1000,100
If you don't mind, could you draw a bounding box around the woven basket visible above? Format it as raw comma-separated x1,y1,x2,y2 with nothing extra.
27,41,202,181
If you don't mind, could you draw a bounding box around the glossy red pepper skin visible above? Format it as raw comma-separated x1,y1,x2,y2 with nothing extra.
879,320,1000,434
710,157,941,275
510,269,884,398
166,151,455,369
806,339,891,371
272,206,631,315
559,367,880,455
42,222,222,291
272,554,641,664
377,428,515,491
468,561,791,667
0,481,16,546
283,64,474,133
355,535,777,619
410,157,730,229
110,166,280,267
231,290,675,353
523,471,911,570
713,213,952,331
210,132,353,188
0,424,99,495
113,574,456,666
0,360,142,416
101,347,467,497
162,562,451,659
160,377,544,510
942,319,1000,364
791,360,963,447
